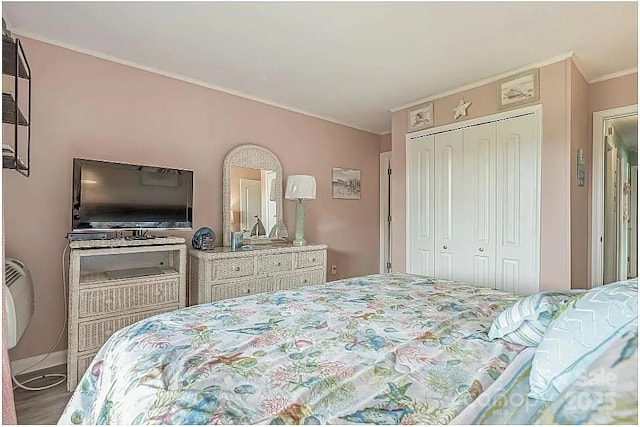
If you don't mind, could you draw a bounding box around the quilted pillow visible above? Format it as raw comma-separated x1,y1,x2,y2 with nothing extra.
529,279,638,401
487,291,582,346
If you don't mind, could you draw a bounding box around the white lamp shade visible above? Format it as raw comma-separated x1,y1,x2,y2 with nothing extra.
285,175,316,200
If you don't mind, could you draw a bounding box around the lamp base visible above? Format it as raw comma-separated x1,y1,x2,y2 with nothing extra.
292,238,307,246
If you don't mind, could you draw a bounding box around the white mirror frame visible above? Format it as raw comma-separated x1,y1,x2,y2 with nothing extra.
223,144,283,246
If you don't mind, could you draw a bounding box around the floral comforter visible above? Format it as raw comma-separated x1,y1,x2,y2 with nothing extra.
59,273,526,425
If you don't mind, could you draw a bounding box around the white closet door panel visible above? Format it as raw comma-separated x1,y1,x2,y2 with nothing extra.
434,130,465,280
462,124,497,287
407,136,435,275
437,252,454,280
496,115,539,295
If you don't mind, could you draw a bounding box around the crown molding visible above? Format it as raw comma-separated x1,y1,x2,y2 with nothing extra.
589,67,638,84
8,27,384,136
570,53,592,83
390,52,575,112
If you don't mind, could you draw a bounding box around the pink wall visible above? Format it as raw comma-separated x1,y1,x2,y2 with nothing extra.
380,133,392,152
570,62,589,289
391,60,573,291
588,73,638,113
2,38,381,360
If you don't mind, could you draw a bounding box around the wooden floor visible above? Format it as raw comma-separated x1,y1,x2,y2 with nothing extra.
13,364,72,425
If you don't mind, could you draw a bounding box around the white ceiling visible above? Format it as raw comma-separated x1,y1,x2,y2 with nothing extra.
611,115,638,152
3,2,638,134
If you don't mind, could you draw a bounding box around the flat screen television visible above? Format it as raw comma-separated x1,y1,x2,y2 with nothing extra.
72,158,193,232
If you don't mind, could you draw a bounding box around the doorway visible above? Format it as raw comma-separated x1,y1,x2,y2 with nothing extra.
592,105,638,287
603,115,638,282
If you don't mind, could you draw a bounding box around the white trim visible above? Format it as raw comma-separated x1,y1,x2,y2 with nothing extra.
591,104,638,288
380,152,392,273
589,68,638,84
570,54,592,83
10,349,68,375
405,104,542,287
8,27,382,136
391,53,573,112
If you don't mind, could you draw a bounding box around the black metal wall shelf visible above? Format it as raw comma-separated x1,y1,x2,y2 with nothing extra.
2,93,28,125
2,35,31,177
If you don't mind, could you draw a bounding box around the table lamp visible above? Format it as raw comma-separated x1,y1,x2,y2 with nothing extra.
285,175,316,246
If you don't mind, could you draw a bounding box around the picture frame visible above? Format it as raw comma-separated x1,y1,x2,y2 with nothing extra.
332,167,361,200
407,102,434,132
497,69,539,109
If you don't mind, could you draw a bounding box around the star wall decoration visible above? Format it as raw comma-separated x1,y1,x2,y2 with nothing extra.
453,98,472,120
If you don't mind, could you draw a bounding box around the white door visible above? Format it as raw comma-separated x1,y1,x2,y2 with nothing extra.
629,166,638,278
461,123,497,287
604,141,618,284
434,130,465,280
407,135,435,275
380,153,392,273
261,170,277,234
495,114,539,294
240,179,261,232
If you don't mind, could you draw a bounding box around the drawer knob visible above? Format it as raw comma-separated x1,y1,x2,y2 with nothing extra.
105,329,113,336
154,290,162,297
479,248,484,252
105,298,113,305
276,262,281,266
311,257,316,262
443,245,447,250
302,279,308,284
246,289,251,294
234,266,241,272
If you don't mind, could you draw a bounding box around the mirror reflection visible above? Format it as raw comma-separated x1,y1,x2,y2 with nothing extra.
229,167,277,237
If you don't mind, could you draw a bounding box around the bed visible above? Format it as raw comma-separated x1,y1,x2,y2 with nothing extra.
58,274,638,425
59,273,527,424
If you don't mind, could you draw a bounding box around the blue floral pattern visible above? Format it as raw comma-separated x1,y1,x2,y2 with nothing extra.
59,273,525,425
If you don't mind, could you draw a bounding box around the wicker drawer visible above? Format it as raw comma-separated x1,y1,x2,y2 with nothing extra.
257,253,292,275
78,278,179,319
276,269,325,291
210,258,254,280
209,278,274,303
295,250,325,269
77,352,98,381
77,306,177,352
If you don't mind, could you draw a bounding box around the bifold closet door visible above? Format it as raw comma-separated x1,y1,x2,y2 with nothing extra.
434,130,465,280
496,114,539,294
461,124,497,287
407,135,435,275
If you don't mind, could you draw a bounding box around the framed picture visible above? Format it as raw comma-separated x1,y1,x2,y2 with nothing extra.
497,69,539,109
407,102,434,132
332,167,361,200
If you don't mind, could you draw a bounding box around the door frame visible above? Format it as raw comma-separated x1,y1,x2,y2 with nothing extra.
380,152,392,273
405,104,542,276
591,104,638,287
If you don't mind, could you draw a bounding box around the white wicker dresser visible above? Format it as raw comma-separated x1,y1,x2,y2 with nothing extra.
66,237,187,391
189,244,327,305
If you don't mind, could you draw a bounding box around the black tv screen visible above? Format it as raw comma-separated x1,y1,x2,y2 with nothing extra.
72,158,193,231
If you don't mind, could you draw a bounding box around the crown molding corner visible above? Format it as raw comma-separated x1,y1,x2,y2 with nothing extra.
570,53,592,83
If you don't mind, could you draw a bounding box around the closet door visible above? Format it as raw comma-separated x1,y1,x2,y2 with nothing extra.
407,135,435,275
496,114,539,294
434,130,465,280
461,123,497,287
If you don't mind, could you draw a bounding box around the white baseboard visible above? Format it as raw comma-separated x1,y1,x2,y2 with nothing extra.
10,350,67,375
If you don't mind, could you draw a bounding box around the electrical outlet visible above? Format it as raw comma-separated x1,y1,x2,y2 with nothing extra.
331,265,337,275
